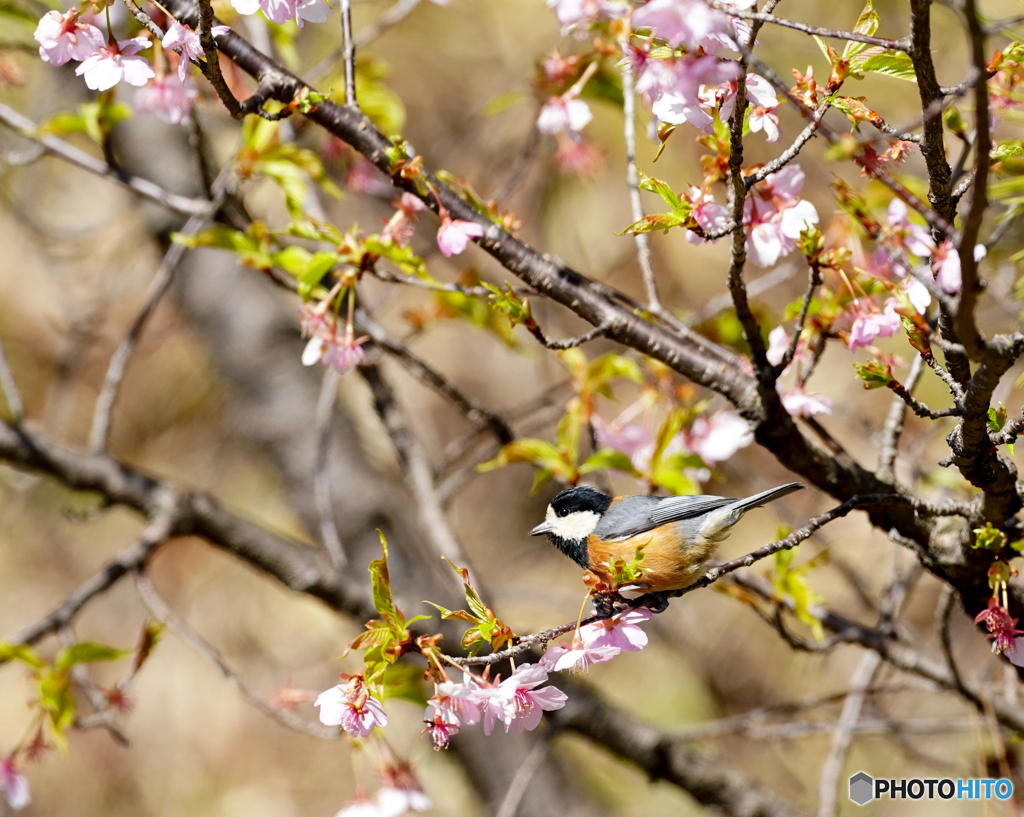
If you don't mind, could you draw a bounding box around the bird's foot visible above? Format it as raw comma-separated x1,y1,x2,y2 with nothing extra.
641,591,670,614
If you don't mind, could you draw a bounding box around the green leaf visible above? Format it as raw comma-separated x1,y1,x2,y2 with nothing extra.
55,642,127,670
477,438,570,477
368,532,403,629
580,448,641,476
619,211,689,235
993,142,1024,163
843,0,879,60
973,522,1008,551
0,642,44,668
772,552,825,641
636,167,686,212
853,360,892,389
857,52,917,82
381,662,428,705
610,540,649,586
483,282,532,327
585,352,644,395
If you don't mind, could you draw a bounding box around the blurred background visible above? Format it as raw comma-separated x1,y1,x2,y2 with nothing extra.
2,0,1024,814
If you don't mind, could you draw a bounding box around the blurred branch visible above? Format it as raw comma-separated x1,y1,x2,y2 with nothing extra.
4,504,177,655
619,44,659,312
355,308,515,445
0,334,24,424
0,102,213,217
816,651,881,817
360,363,472,571
315,368,347,568
339,0,357,108
133,571,340,738
551,681,807,817
89,173,228,454
0,420,369,619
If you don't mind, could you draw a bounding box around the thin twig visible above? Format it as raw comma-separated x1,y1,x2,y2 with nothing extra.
709,1,909,52
356,308,514,444
877,355,924,482
529,321,609,350
0,103,213,217
315,368,346,568
133,571,340,738
3,505,178,655
776,265,821,374
340,0,357,108
620,42,659,312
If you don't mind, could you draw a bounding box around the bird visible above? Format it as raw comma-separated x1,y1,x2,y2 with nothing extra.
529,482,805,605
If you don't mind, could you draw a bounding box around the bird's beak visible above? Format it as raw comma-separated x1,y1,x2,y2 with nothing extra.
529,521,553,537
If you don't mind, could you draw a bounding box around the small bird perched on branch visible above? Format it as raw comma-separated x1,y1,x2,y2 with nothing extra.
530,482,805,610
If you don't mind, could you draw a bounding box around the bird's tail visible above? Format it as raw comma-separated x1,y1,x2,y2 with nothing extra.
730,482,805,514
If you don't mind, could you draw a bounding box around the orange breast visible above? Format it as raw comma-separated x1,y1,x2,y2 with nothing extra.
587,524,718,593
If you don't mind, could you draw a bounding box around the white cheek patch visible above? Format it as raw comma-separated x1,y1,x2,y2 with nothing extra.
550,510,601,541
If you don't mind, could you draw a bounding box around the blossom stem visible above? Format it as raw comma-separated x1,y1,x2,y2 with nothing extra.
573,589,593,639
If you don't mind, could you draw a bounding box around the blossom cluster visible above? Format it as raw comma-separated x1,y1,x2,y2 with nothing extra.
422,609,650,749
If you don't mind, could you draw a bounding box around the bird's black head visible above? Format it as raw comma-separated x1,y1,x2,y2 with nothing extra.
529,486,613,568
550,486,614,517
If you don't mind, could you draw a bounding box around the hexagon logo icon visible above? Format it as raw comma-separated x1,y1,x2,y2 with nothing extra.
849,772,874,806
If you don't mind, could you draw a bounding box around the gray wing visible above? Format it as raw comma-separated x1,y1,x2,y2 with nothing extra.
647,494,735,527
595,494,734,539
593,495,661,539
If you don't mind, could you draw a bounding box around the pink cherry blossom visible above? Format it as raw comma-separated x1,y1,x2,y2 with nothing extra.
75,37,155,91
581,608,652,652
748,105,780,142
685,411,754,465
847,301,901,351
537,97,593,137
902,278,930,314
766,325,789,367
34,10,104,66
631,0,732,50
742,166,818,267
231,0,330,27
932,240,962,294
437,218,485,257
422,700,461,749
779,386,832,418
303,335,368,375
136,75,197,125
650,55,740,131
591,415,653,470
547,0,627,32
540,639,620,673
975,599,1024,655
497,663,568,732
161,19,230,82
687,186,730,240
335,799,389,817
886,199,934,257
315,677,388,737
0,759,29,811
374,787,431,816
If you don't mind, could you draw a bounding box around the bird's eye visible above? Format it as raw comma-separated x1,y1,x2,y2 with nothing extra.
558,508,569,517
